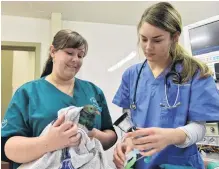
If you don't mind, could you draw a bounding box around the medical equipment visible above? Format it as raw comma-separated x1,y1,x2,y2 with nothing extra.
114,112,151,168
114,112,136,132
183,16,219,81
130,59,182,110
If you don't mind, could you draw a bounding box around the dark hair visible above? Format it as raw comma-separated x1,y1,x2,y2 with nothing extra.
41,29,88,77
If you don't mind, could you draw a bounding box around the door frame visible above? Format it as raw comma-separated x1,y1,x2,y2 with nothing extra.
1,41,41,79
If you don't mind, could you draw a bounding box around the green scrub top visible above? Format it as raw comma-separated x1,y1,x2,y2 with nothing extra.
1,77,114,169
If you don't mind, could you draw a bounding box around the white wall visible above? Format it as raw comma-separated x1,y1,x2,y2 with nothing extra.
1,15,50,72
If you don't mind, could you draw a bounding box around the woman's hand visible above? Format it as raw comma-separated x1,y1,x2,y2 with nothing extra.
113,138,133,169
87,128,98,139
125,127,186,157
88,128,117,150
43,114,82,152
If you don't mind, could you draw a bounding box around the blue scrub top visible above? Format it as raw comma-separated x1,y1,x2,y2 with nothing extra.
113,61,219,169
2,77,114,169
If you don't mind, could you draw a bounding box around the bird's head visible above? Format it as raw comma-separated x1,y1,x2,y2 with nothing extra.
79,105,101,130
82,105,100,115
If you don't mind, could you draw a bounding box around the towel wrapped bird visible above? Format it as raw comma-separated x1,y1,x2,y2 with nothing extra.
18,105,113,169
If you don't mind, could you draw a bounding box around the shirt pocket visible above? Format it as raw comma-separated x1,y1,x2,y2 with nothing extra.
160,83,191,128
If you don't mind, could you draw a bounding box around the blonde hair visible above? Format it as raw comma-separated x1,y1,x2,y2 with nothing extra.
137,2,212,83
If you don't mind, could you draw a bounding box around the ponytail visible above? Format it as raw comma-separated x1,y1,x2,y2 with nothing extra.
41,56,53,77
171,43,212,83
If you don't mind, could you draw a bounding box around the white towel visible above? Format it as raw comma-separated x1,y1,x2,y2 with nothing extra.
18,106,113,169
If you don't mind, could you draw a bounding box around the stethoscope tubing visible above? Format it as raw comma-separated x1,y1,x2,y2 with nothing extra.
131,59,182,110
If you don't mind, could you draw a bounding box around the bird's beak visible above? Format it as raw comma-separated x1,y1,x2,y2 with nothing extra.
95,111,100,115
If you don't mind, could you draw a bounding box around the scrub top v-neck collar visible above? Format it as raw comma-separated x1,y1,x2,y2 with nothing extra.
143,60,171,85
42,76,79,105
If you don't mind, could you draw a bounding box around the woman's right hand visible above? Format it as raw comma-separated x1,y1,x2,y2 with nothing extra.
113,138,133,169
43,114,81,152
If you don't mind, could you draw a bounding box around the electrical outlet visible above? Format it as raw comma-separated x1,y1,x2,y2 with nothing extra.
208,137,218,146
206,123,219,136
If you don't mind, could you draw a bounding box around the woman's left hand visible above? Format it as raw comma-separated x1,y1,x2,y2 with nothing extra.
125,127,183,157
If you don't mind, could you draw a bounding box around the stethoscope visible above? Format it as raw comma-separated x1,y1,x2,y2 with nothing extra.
130,59,182,110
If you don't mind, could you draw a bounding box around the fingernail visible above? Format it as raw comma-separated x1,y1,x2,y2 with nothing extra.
51,118,57,124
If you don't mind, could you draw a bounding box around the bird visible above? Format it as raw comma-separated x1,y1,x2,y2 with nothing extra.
79,105,100,131
59,105,101,169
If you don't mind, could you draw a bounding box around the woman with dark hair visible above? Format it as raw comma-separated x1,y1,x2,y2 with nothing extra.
1,29,117,169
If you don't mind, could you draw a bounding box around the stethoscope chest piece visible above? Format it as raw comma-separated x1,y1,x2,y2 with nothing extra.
130,102,137,110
